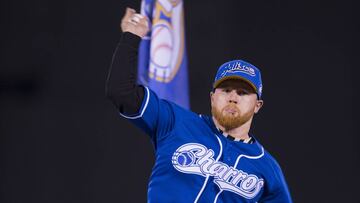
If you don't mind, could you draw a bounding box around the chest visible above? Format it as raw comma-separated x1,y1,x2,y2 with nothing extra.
155,122,267,200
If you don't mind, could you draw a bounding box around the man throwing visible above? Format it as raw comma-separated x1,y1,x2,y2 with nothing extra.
106,7,292,203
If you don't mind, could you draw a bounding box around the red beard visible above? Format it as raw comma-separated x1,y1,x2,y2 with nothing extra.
211,104,253,131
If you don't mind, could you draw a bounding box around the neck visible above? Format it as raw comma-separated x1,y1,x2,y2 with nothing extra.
212,116,253,140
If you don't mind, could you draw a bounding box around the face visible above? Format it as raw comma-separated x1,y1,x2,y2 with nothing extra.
210,79,263,131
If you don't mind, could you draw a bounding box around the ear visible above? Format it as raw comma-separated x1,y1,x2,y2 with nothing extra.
210,91,214,104
254,99,264,114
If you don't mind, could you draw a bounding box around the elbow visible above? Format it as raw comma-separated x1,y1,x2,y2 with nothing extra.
105,84,111,99
105,85,122,110
105,81,116,103
105,82,130,109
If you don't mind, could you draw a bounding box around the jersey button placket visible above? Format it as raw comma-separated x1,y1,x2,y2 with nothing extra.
224,142,232,164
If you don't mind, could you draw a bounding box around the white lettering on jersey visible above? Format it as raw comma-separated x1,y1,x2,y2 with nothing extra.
172,143,264,199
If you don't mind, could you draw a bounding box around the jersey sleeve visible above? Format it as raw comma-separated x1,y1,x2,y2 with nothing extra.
119,86,175,146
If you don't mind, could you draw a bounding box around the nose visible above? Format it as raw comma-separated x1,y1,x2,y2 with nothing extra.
228,90,238,104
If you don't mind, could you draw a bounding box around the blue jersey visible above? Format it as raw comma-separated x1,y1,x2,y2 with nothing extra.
120,86,292,203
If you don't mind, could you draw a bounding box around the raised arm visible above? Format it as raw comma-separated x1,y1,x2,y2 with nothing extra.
105,8,149,114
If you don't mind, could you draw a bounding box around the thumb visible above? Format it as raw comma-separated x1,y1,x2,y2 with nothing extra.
124,7,136,19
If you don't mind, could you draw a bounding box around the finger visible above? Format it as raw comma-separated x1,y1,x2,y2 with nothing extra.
139,16,150,28
134,14,145,19
127,20,138,26
130,15,141,23
130,13,146,24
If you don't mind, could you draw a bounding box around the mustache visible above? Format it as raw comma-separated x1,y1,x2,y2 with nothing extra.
222,104,240,112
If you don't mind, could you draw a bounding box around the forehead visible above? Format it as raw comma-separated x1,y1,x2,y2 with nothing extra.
216,79,256,92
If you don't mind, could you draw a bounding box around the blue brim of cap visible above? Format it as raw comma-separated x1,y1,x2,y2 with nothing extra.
213,76,258,94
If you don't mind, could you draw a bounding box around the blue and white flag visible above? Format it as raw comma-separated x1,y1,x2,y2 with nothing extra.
138,0,190,109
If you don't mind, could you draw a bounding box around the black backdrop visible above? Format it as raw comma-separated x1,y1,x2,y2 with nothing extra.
1,0,359,202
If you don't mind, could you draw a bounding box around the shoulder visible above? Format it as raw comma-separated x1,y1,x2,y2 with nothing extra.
251,141,286,184
145,87,202,121
259,148,290,189
154,91,200,119
169,101,199,118
251,140,284,174
259,149,292,201
261,149,284,175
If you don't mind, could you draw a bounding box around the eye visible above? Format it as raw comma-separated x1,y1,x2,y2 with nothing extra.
237,89,249,96
222,88,232,93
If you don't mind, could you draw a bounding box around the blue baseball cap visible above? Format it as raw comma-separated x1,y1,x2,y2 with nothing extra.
213,59,263,98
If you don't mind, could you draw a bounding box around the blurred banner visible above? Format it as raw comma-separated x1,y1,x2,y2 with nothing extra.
137,0,190,109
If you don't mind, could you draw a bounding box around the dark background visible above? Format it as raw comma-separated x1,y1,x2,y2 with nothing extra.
1,0,359,202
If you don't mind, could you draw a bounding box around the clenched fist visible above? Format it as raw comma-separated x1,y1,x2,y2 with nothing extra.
121,7,149,38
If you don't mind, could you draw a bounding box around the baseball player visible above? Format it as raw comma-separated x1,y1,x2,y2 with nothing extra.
106,7,292,203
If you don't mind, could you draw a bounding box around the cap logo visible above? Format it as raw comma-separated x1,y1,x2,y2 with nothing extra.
220,61,256,78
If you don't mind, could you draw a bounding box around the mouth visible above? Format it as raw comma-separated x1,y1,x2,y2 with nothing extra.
223,106,239,115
